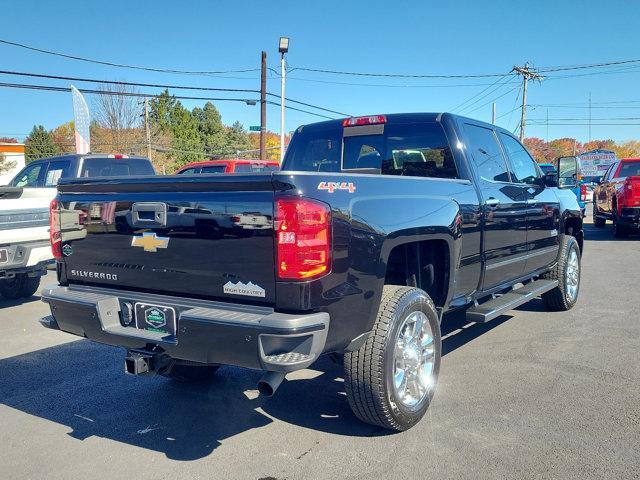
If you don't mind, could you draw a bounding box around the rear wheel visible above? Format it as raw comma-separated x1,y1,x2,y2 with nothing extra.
0,274,41,300
344,285,441,431
160,363,220,383
541,235,581,311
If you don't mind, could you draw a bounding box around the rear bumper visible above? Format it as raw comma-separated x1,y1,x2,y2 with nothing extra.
41,284,329,373
0,240,53,278
618,207,640,228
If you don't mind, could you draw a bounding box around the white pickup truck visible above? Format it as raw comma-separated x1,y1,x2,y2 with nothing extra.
0,153,156,299
0,186,55,299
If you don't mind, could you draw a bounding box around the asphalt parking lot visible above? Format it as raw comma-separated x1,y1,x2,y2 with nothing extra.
1,214,639,480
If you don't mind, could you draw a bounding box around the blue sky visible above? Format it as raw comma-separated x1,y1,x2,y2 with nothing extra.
1,0,639,143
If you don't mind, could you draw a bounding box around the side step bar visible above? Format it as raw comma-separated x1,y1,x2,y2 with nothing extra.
466,279,559,323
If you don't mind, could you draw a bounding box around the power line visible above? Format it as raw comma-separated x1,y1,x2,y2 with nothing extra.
538,58,640,73
286,75,521,89
452,75,514,113
290,66,510,78
0,69,349,116
464,85,517,116
0,81,335,119
0,38,259,76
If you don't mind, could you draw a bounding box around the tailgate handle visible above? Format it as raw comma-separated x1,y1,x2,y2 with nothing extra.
131,202,167,228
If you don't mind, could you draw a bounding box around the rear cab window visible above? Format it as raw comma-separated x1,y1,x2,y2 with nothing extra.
80,157,155,177
201,165,227,174
234,163,280,173
283,120,457,179
617,161,640,178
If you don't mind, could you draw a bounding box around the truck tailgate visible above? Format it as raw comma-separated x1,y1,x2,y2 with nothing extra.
56,175,277,304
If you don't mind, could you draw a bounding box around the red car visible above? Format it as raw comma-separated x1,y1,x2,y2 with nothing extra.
593,157,640,237
175,159,280,175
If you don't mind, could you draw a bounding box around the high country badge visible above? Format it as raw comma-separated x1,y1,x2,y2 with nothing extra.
223,281,266,298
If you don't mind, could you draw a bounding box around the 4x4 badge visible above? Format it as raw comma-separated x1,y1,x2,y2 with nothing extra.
131,232,169,252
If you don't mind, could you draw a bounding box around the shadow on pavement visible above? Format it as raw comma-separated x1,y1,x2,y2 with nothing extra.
0,308,506,460
0,294,42,309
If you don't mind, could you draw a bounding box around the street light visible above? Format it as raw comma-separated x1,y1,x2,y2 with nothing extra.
279,36,289,161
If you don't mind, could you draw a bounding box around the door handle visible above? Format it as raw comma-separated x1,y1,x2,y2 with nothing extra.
485,198,500,207
526,199,538,205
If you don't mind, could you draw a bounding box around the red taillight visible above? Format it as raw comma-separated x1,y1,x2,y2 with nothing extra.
49,199,61,260
231,216,241,222
580,183,587,201
275,197,331,280
342,115,387,127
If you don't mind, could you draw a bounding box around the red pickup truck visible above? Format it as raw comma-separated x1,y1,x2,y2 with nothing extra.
593,157,640,237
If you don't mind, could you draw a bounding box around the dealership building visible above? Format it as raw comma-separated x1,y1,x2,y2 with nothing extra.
0,142,25,185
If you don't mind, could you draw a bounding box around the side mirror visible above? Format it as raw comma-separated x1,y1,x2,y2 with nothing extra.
557,156,578,188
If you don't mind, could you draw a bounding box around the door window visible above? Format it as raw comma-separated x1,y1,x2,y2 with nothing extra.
464,124,510,182
499,133,540,185
44,160,71,186
178,168,197,175
10,163,43,187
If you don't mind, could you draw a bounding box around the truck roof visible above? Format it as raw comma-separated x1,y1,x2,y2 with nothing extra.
295,112,508,135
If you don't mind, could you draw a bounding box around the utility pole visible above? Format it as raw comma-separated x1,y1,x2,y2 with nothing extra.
512,63,543,141
144,97,151,161
546,108,549,142
260,51,267,161
589,92,591,141
492,102,496,124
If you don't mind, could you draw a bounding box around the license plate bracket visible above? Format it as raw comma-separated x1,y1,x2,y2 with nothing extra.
134,303,177,335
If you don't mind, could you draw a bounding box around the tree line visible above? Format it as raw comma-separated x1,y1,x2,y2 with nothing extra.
524,137,640,164
19,87,283,174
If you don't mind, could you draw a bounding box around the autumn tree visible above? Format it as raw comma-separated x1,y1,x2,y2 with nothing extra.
50,121,75,153
93,83,144,153
25,125,60,162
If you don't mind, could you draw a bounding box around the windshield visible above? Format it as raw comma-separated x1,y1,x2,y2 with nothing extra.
618,161,640,178
80,157,154,177
283,122,456,178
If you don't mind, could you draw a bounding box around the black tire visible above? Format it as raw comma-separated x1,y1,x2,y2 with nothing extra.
0,274,40,300
541,235,581,311
592,203,605,228
344,285,441,431
160,363,220,383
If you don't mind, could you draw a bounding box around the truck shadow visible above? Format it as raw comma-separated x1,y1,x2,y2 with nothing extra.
0,294,42,309
0,311,507,461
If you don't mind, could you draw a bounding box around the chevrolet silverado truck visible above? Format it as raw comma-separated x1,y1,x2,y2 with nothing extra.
593,157,640,237
39,113,583,431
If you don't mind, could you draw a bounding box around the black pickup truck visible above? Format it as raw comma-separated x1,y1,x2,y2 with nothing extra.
40,113,583,431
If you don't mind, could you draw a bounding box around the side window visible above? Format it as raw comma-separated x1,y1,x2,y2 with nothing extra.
10,163,43,187
44,160,71,186
464,124,510,182
381,123,457,178
178,168,197,175
499,133,539,184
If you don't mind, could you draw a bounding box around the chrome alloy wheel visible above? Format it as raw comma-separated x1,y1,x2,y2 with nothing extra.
393,311,435,408
565,249,580,302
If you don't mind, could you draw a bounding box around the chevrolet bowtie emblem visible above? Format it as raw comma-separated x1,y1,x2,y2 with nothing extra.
131,232,170,252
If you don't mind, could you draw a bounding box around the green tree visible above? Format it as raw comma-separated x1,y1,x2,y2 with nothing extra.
226,121,252,155
25,125,60,163
192,102,228,154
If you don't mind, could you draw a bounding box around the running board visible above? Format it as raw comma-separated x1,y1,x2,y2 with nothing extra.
466,279,559,323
